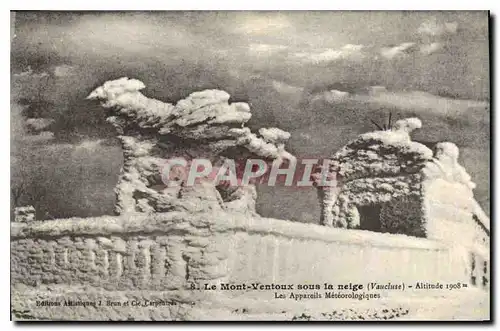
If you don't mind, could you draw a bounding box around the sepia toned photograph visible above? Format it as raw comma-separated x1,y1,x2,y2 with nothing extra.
10,10,490,321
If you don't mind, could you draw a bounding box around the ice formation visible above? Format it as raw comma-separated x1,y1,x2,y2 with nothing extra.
314,117,483,245
87,77,295,215
314,118,434,229
423,142,476,190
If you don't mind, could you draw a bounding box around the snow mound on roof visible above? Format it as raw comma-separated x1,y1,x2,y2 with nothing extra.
331,118,433,180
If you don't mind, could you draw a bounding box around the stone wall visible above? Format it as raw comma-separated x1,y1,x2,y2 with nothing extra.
11,210,476,320
11,213,229,291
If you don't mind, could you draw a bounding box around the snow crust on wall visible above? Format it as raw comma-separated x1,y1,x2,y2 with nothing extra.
87,77,295,216
11,211,448,248
11,210,459,289
226,231,466,294
11,210,474,321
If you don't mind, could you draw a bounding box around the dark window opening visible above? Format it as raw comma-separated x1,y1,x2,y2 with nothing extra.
358,204,382,232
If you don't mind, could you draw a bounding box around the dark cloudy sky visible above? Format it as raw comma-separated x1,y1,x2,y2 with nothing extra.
10,11,490,220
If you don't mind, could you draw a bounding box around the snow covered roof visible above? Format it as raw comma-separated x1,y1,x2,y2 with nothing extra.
332,118,434,180
331,118,490,236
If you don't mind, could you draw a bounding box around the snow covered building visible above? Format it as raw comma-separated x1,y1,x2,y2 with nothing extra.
316,117,490,289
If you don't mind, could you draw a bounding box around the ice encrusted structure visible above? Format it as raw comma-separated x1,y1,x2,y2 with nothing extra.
14,206,36,223
315,117,480,241
87,77,295,215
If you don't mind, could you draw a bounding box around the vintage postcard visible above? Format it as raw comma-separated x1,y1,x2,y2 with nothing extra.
10,11,490,321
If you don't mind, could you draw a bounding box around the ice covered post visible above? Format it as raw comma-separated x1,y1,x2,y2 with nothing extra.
312,159,340,227
87,77,295,215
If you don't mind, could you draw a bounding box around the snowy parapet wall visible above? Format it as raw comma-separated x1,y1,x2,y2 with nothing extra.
12,210,477,321
87,77,294,215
